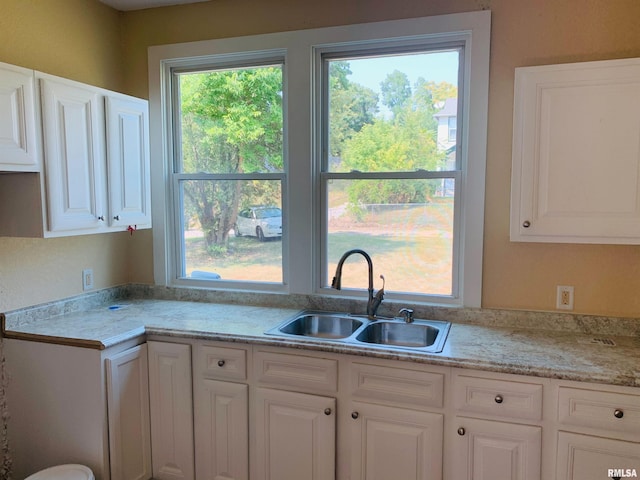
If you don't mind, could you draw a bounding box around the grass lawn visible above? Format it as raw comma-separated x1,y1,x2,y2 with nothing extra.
185,200,453,295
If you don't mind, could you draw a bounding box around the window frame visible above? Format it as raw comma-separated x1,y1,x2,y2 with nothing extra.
148,11,491,306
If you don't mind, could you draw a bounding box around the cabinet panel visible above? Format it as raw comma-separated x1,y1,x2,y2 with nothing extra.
197,344,247,381
0,62,39,171
349,401,443,480
106,344,152,480
558,386,640,435
147,342,194,480
511,58,640,243
195,379,248,480
254,350,338,393
350,361,444,409
454,373,543,420
556,431,640,480
452,417,541,480
253,387,335,480
40,76,105,232
105,95,150,227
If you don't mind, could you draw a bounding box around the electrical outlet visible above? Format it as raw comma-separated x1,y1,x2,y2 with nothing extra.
556,285,574,310
83,269,94,291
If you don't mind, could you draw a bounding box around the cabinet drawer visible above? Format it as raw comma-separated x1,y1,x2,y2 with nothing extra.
254,350,338,393
350,362,444,409
558,386,640,435
454,374,543,420
197,344,247,381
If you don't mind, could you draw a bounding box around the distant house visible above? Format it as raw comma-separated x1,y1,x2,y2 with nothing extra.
433,98,457,196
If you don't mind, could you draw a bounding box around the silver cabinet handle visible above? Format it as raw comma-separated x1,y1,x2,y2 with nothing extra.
217,360,225,367
522,220,531,228
614,409,624,419
351,412,359,419
495,394,504,404
324,408,332,416
457,427,466,436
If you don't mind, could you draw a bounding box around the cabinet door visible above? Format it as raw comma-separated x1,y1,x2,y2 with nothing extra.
147,342,194,480
40,75,105,232
195,379,248,480
511,58,640,244
0,62,39,171
105,95,151,228
253,387,335,480
556,431,640,480
452,417,541,480
106,344,152,480
349,401,443,480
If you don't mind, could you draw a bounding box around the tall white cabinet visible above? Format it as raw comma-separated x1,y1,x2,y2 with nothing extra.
0,62,151,237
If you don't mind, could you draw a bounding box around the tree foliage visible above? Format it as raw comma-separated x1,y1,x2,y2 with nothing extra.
180,67,283,249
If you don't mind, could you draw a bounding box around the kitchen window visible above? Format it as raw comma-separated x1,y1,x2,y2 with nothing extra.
149,11,490,305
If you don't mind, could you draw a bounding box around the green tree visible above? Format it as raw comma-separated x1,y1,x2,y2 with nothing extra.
180,67,283,249
380,70,411,118
328,61,378,157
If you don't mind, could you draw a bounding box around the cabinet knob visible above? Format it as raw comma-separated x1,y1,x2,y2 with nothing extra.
97,216,105,221
324,408,332,416
217,360,225,367
351,412,359,419
495,394,504,404
522,220,531,228
614,409,624,419
113,215,120,221
457,427,466,436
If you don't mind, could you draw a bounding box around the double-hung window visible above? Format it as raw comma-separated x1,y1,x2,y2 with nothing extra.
149,11,490,306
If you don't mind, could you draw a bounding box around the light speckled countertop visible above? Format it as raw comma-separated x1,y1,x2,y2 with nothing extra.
2,292,639,388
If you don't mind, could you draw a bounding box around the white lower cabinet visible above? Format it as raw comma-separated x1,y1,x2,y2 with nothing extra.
147,341,194,480
253,387,336,480
554,383,640,480
145,339,640,480
349,401,443,480
4,337,150,480
452,417,541,480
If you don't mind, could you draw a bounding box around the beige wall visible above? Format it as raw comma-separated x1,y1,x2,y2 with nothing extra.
120,0,640,317
0,0,140,312
3,0,640,318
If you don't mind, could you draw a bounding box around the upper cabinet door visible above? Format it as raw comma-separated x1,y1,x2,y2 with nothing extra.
0,62,39,171
511,58,640,244
40,75,106,232
105,95,151,228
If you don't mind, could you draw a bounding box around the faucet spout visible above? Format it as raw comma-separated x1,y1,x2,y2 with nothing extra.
331,249,385,319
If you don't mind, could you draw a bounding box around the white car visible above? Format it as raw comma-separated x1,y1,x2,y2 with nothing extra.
234,206,282,241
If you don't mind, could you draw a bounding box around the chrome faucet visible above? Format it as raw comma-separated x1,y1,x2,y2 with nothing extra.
331,249,385,319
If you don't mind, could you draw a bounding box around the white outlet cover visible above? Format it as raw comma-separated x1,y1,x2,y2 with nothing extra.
556,285,574,310
83,269,94,291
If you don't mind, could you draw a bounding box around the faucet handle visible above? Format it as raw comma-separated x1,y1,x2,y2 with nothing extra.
398,308,414,323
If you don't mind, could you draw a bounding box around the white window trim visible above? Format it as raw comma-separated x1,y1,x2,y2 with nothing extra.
148,10,490,306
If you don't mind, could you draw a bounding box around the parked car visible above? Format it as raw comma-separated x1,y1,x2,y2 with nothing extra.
234,206,282,241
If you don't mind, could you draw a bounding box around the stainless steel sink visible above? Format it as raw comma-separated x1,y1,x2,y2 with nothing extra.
265,310,450,353
276,313,364,339
355,321,445,349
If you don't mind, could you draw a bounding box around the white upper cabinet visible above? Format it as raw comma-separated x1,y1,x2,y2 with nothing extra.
40,74,106,232
0,64,151,238
511,57,640,244
0,61,39,171
105,95,151,228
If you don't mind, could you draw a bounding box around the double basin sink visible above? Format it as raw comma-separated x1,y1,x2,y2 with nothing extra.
265,311,450,353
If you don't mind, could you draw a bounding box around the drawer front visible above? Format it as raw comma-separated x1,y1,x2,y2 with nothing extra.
454,374,543,420
351,362,445,409
198,344,247,381
558,386,640,435
254,350,338,393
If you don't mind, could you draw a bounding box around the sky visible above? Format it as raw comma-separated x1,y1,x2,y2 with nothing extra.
344,50,460,95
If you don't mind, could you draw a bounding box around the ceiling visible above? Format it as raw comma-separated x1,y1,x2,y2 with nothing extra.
99,0,209,11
